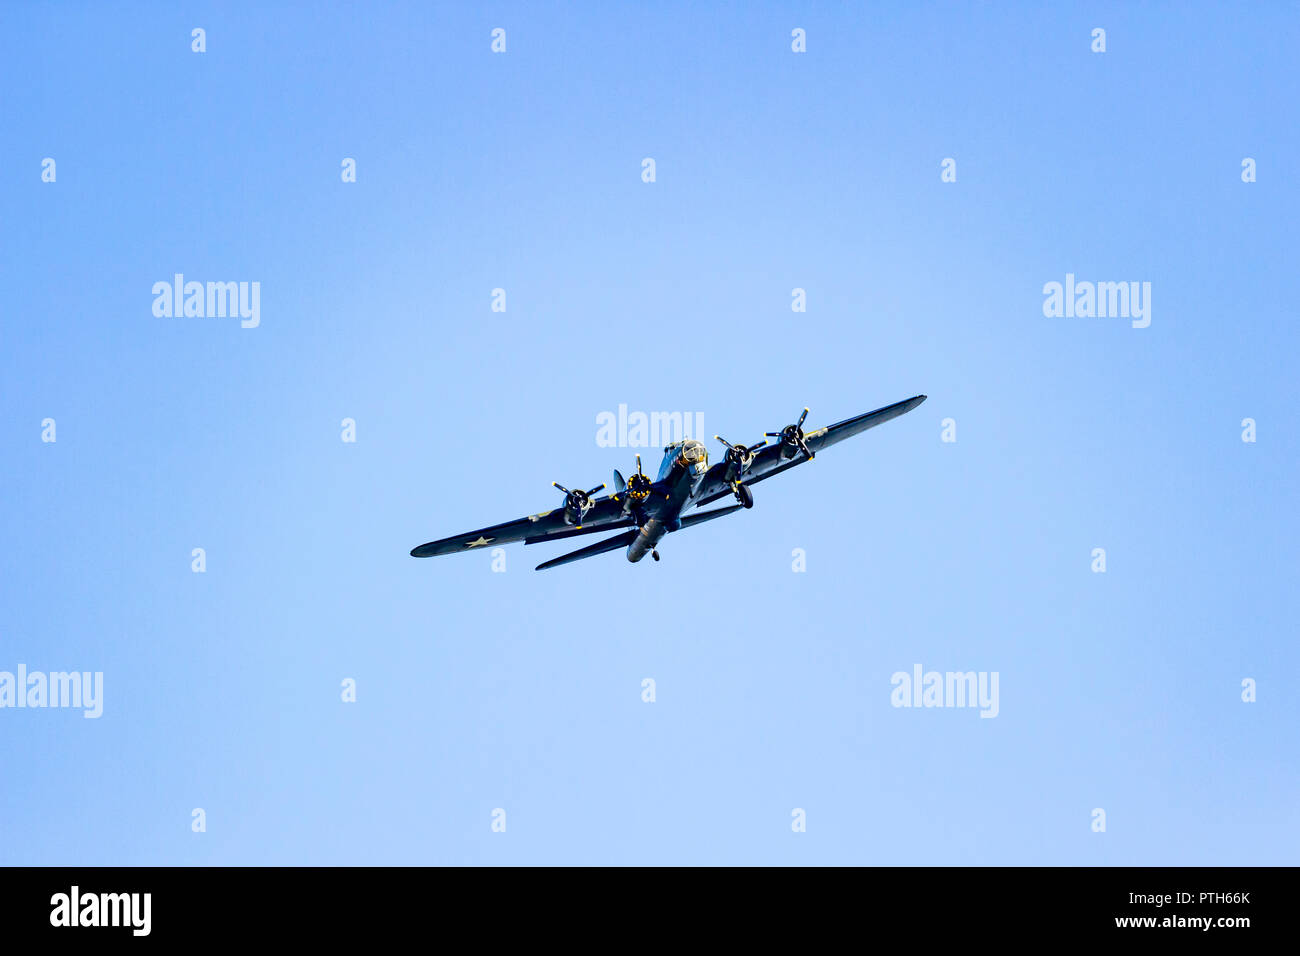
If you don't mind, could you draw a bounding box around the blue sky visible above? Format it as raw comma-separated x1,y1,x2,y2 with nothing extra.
1,1,1296,865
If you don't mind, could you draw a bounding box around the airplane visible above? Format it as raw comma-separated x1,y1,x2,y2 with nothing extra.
410,394,927,571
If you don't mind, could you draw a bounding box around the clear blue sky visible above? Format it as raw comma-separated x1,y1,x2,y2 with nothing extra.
2,1,1296,865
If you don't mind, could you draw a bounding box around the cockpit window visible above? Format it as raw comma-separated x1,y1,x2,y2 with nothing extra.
678,440,708,475
658,439,709,480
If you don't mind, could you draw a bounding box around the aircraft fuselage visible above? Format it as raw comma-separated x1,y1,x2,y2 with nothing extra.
626,440,710,561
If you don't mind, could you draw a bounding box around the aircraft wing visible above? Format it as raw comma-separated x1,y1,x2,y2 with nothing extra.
410,495,631,557
693,394,927,507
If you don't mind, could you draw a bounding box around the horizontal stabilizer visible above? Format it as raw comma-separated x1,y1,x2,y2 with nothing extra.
678,505,743,528
535,530,638,571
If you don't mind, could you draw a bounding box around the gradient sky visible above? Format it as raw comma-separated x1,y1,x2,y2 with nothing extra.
2,1,1297,865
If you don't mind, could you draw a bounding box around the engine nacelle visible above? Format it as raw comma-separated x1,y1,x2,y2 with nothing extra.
553,481,605,526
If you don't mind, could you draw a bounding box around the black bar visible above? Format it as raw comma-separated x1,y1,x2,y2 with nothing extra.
0,866,1283,942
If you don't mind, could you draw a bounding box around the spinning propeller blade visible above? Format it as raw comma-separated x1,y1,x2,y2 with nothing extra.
766,407,815,460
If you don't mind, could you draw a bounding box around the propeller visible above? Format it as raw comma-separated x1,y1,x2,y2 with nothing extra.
620,455,653,504
715,435,767,478
766,407,815,460
552,481,606,524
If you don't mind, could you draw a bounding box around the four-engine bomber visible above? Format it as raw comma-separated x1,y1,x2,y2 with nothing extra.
410,395,926,570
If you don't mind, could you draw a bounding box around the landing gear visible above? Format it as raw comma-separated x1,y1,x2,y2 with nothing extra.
735,483,754,509
651,550,660,561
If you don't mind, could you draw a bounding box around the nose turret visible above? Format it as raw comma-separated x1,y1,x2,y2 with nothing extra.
676,439,708,474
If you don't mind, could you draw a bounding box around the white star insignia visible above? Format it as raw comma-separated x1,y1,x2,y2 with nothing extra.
465,536,494,548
